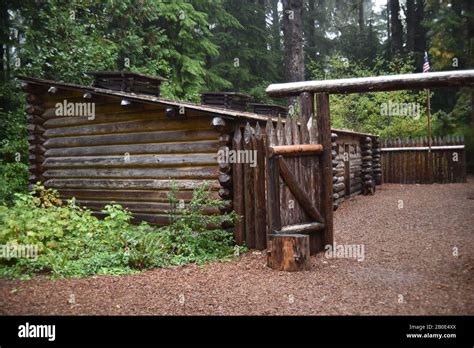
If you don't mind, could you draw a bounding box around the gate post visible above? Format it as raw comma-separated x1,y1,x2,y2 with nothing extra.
316,93,334,248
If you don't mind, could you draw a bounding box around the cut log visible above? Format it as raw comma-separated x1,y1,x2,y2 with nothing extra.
269,144,323,157
267,234,310,272
276,222,325,235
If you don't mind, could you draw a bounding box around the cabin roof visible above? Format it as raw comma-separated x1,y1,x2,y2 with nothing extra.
18,76,377,138
86,71,167,82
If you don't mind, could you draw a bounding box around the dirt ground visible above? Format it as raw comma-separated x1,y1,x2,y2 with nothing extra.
1,179,473,315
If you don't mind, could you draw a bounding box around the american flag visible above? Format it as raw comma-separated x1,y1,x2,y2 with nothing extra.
423,51,430,73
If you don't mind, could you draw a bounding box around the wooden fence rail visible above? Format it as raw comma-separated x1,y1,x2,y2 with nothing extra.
381,136,467,184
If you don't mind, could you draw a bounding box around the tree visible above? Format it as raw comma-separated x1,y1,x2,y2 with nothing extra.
389,0,404,55
282,0,304,82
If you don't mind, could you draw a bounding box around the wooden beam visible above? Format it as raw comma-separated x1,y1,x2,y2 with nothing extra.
316,93,334,247
278,156,324,223
266,70,474,96
276,222,325,235
269,144,323,157
381,145,465,151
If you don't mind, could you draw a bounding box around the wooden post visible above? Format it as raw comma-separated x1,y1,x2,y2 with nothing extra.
267,234,310,272
232,127,245,245
316,93,334,249
300,92,321,253
254,123,267,250
243,123,255,249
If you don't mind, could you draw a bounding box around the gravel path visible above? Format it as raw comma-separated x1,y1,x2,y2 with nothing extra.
1,179,473,315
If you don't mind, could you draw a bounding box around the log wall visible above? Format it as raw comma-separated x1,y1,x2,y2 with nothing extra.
23,86,223,225
331,133,379,209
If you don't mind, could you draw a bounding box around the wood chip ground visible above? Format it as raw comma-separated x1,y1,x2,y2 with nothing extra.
1,179,473,315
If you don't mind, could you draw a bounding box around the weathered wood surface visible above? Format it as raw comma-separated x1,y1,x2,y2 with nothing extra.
45,141,220,157
268,143,323,157
267,234,310,272
44,129,220,148
316,93,334,249
276,222,325,235
232,127,245,245
266,70,474,96
381,136,466,184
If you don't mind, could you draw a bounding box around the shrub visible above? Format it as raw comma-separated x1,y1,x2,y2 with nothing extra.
0,183,243,279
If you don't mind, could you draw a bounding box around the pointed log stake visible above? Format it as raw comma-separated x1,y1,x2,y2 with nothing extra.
243,122,255,248
254,122,267,250
278,156,324,223
276,115,284,145
266,116,277,146
232,127,245,245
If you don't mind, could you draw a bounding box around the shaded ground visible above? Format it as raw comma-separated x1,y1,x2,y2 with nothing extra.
1,179,473,315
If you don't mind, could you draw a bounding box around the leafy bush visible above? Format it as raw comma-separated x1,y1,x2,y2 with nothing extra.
0,183,242,279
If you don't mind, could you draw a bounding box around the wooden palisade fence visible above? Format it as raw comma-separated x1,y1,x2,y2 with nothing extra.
381,136,467,184
231,93,334,271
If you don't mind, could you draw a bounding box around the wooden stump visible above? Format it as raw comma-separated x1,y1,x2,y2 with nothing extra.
267,234,310,272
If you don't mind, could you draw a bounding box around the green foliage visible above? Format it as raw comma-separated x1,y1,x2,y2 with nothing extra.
309,54,427,137
0,183,243,279
0,82,28,205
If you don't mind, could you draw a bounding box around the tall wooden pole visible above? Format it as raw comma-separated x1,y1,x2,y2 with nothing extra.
426,88,433,183
426,88,432,152
316,93,334,250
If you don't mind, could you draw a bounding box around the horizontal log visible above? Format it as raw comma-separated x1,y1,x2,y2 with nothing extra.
381,145,465,151
218,173,232,187
269,144,323,157
58,189,210,202
43,118,211,138
45,179,220,190
92,212,171,226
26,94,43,105
44,129,220,148
266,70,474,96
211,117,226,130
75,200,219,215
25,105,44,115
333,182,345,192
44,140,220,157
41,102,161,119
218,188,232,199
43,167,219,179
275,222,325,235
43,110,165,128
43,154,217,169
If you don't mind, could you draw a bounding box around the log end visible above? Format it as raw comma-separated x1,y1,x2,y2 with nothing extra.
267,234,310,272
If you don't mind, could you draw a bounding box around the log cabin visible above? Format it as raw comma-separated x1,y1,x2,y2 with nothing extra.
19,72,380,250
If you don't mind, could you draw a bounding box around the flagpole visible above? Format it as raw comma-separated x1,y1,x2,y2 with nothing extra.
426,88,431,152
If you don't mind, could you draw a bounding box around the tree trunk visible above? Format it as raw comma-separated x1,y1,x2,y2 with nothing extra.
414,0,427,70
307,0,317,60
406,0,416,53
271,0,281,52
282,0,305,82
389,0,404,55
358,0,364,33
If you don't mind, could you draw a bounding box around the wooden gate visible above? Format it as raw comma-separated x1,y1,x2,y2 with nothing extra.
266,93,334,265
